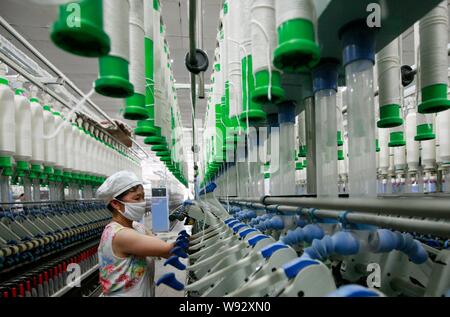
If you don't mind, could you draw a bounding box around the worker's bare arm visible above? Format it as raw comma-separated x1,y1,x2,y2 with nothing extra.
114,228,174,258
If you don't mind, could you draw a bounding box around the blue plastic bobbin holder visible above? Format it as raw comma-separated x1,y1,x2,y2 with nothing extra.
339,19,377,67
312,58,340,94
278,102,296,125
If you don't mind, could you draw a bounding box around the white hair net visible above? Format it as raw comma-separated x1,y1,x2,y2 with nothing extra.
96,171,143,204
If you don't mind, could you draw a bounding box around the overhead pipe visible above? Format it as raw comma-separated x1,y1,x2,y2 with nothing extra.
196,0,205,99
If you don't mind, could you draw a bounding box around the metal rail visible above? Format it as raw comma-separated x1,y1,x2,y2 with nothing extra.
223,199,450,238
51,264,99,297
223,196,450,220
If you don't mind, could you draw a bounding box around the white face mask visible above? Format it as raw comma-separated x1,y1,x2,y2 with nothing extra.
115,200,147,222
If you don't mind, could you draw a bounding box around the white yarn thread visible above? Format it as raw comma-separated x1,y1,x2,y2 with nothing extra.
227,0,242,107
419,0,448,88
378,127,389,172
153,10,162,128
251,19,273,101
129,0,145,95
394,145,406,170
422,138,436,169
405,110,420,169
14,91,32,161
43,88,95,140
251,0,276,73
241,1,252,53
29,97,44,164
437,109,450,162
227,72,242,121
63,120,74,171
54,112,65,169
144,0,154,40
71,123,81,172
377,38,401,107
103,0,130,61
275,0,317,31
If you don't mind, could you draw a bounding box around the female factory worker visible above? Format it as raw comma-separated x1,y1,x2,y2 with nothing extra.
96,171,174,297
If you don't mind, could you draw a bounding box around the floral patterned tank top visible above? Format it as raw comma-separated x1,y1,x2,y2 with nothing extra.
98,221,154,297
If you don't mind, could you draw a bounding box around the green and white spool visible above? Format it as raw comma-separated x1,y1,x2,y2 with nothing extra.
377,38,403,128
95,0,134,98
51,0,110,57
29,90,45,179
144,7,164,145
418,1,450,114
0,71,15,177
226,0,243,131
13,86,32,176
124,0,148,120
273,0,320,73
135,0,158,136
250,0,284,105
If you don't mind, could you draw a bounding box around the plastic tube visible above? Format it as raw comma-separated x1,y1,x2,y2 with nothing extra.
345,59,377,197
313,61,339,197
268,114,280,195
278,105,296,195
342,23,377,197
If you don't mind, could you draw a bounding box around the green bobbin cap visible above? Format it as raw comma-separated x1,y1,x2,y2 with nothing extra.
160,156,171,162
1,165,13,176
0,77,8,85
418,83,450,114
15,169,26,178
0,156,12,169
415,124,436,141
16,161,30,172
252,70,285,104
338,150,344,161
239,108,267,124
15,89,25,96
376,139,380,152
50,0,110,57
156,151,170,157
144,136,165,145
296,162,303,170
264,172,270,179
124,93,148,120
389,131,406,147
299,145,307,158
151,145,167,152
30,164,42,173
95,55,134,98
377,104,403,128
44,166,54,175
134,119,158,137
274,18,320,73
337,131,344,146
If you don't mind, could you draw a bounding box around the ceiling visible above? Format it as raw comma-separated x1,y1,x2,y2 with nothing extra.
0,0,223,183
